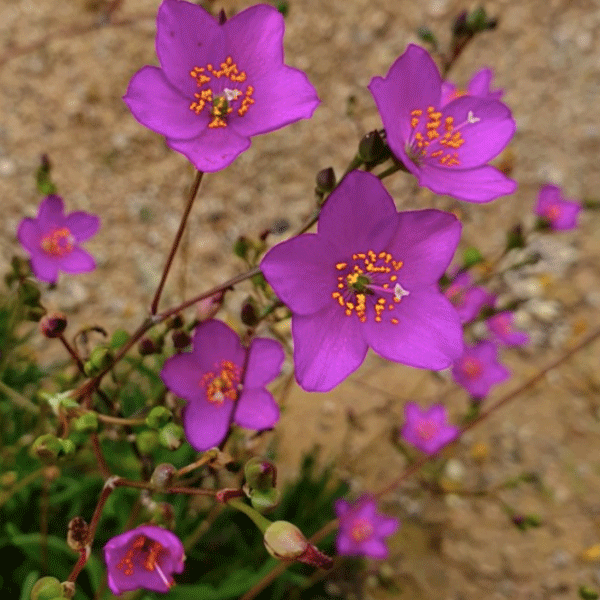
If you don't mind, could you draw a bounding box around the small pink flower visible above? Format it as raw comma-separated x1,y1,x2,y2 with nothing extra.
335,496,399,559
441,68,504,106
103,525,185,595
534,184,581,230
452,340,510,399
400,402,460,455
17,195,100,284
444,271,493,323
486,311,529,346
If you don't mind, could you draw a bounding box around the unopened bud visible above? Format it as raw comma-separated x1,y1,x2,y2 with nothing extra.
171,329,191,350
452,10,468,35
152,501,175,529
90,347,112,370
151,463,176,489
61,582,75,599
158,423,184,450
136,430,160,454
67,516,89,551
240,297,259,327
32,434,64,461
26,306,47,322
249,488,281,513
145,406,172,429
138,336,157,356
40,312,67,338
0,471,17,487
197,292,224,321
166,314,185,330
72,412,98,432
20,280,42,306
466,6,489,31
315,167,336,194
263,521,308,560
358,130,388,164
233,236,250,260
30,576,63,600
244,457,277,491
43,466,61,482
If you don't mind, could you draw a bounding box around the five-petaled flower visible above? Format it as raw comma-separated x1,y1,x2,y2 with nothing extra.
260,170,463,392
441,67,504,106
452,340,510,400
400,402,460,455
124,0,320,172
534,184,581,231
17,195,100,284
335,496,399,559
444,271,493,323
486,311,529,346
368,44,517,202
103,525,185,595
160,319,284,451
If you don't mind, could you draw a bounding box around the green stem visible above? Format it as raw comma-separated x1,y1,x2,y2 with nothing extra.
227,498,272,533
0,379,40,414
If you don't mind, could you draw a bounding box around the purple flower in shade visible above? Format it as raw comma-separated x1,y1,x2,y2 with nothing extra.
160,319,283,451
103,525,185,595
534,184,581,231
335,496,399,559
440,68,504,106
444,271,493,323
486,311,529,347
16,195,100,284
260,170,463,392
368,44,517,203
452,340,510,400
400,401,460,455
124,0,319,173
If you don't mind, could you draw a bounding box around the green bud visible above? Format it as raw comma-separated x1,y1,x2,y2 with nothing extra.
276,1,289,17
60,439,76,455
579,586,600,600
462,246,484,268
41,391,78,415
524,514,542,527
30,576,63,600
145,406,172,429
72,412,98,432
466,6,488,31
110,329,129,349
417,26,438,48
250,488,281,513
90,347,112,371
506,224,525,251
136,430,160,454
263,521,307,560
158,423,184,450
233,236,250,260
32,434,64,461
244,457,277,492
150,463,176,489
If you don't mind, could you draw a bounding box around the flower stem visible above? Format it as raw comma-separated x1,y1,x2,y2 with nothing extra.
176,449,219,478
58,333,85,374
226,498,272,533
0,379,39,414
150,170,204,315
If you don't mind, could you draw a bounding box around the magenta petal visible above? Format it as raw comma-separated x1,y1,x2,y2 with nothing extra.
190,320,245,369
160,353,205,402
375,516,400,537
30,254,59,283
166,127,251,172
243,337,284,389
363,288,463,370
17,218,42,252
334,499,351,517
362,539,389,559
183,399,233,451
387,209,461,288
37,195,65,225
124,66,207,140
65,211,100,242
292,308,368,392
419,163,517,202
58,248,96,274
261,234,338,316
234,388,279,430
318,171,399,254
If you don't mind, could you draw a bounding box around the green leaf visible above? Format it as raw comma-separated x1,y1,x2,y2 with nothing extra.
19,570,39,600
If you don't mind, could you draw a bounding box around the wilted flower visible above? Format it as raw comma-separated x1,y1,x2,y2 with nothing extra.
17,195,100,284
444,271,493,323
486,311,529,346
441,68,504,106
335,496,399,559
260,170,463,392
400,402,460,454
124,0,319,172
103,525,185,595
534,184,581,230
160,319,283,450
452,340,510,399
368,44,517,202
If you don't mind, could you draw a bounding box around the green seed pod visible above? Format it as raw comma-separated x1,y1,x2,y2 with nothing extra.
250,487,281,513
263,521,307,560
32,434,64,462
145,406,172,429
136,430,160,454
158,423,184,450
30,577,63,600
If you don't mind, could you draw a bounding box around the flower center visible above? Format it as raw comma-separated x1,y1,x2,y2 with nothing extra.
200,360,242,405
445,281,466,307
189,57,254,128
406,106,480,167
542,204,561,222
459,356,483,379
416,419,439,441
350,518,374,543
116,535,173,589
331,250,408,325
491,314,511,336
40,227,75,256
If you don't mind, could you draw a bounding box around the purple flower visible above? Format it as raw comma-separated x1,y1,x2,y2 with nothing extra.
400,402,460,455
486,311,529,346
17,195,100,284
124,0,319,172
441,68,504,106
452,340,510,400
534,184,581,230
368,44,517,203
335,496,399,559
160,319,283,451
103,525,185,595
444,271,493,323
260,170,463,392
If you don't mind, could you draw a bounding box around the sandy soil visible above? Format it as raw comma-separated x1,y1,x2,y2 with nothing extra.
2,0,600,598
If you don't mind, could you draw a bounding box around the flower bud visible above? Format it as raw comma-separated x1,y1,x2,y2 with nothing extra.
358,130,388,164
89,347,112,371
197,292,224,321
263,521,308,560
452,10,468,35
136,430,160,454
249,487,281,513
40,312,67,338
240,297,259,327
171,329,191,350
145,406,172,429
72,412,98,432
152,501,176,529
61,581,75,599
315,167,336,194
30,576,63,600
233,236,251,260
32,434,64,461
67,516,89,551
150,463,176,489
26,306,47,322
158,423,184,450
138,336,161,356
244,457,277,492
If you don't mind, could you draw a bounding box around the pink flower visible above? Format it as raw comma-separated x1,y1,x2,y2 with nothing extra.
452,340,510,400
103,525,185,595
486,311,529,346
441,68,504,106
444,271,493,323
368,45,517,202
335,496,399,559
124,0,319,172
534,184,581,230
160,319,283,451
400,402,460,455
17,195,100,284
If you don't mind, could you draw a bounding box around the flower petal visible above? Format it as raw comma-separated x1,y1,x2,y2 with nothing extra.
292,307,368,392
234,388,279,430
183,398,233,451
58,248,96,274
124,66,208,140
190,319,245,370
30,254,59,283
161,353,206,402
468,68,503,100
243,337,284,389
17,218,42,252
37,195,65,226
361,538,389,559
375,516,400,537
65,211,100,242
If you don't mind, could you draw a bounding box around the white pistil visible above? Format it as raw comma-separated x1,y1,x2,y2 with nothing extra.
155,563,172,589
394,283,410,300
223,88,242,102
467,110,480,124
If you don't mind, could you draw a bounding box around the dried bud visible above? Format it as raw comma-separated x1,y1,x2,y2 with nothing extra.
30,576,64,600
145,406,172,429
11,255,32,280
244,457,277,491
166,314,185,330
158,423,184,450
197,291,224,321
452,10,468,35
240,297,259,327
138,336,161,356
150,463,176,489
315,167,336,194
61,581,75,599
358,130,388,164
263,521,308,560
171,329,191,350
67,517,89,551
40,312,67,338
